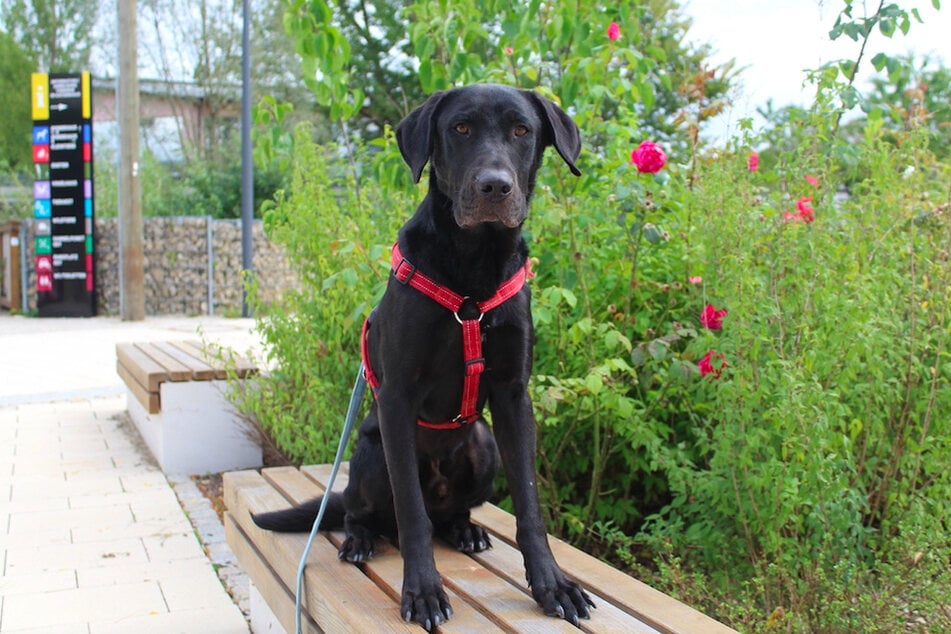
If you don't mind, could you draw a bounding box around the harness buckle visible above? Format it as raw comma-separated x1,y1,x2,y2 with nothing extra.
395,258,416,285
451,413,476,426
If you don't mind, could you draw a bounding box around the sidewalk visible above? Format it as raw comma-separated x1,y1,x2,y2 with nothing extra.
0,313,262,633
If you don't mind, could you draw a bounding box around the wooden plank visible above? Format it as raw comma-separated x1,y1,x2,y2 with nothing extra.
172,340,228,379
116,342,168,392
225,514,322,634
223,470,417,633
115,360,160,414
471,504,737,634
174,339,260,379
133,342,192,382
151,341,215,380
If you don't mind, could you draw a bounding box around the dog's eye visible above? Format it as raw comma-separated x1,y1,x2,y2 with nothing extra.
453,123,470,135
513,125,529,137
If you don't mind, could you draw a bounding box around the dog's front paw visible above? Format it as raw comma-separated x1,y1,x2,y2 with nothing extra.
401,574,452,632
337,524,375,562
527,565,595,627
441,517,492,553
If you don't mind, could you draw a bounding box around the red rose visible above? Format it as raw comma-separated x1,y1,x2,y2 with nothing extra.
700,303,727,330
607,22,621,41
698,350,727,378
630,140,667,173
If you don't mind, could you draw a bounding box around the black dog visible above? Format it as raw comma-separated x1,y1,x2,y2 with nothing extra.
252,84,593,630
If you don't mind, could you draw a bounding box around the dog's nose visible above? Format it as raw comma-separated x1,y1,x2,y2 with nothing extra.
475,170,513,200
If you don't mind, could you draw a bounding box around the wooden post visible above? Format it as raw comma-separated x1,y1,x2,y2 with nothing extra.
118,0,145,320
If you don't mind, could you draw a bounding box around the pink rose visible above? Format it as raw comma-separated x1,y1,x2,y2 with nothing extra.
630,140,667,174
796,196,815,223
784,197,816,224
700,304,727,330
698,350,727,378
607,22,621,41
748,152,759,172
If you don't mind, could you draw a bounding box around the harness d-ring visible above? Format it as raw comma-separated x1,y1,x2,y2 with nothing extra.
454,297,484,324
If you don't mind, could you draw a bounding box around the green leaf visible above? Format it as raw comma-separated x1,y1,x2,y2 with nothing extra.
584,372,603,395
647,339,668,361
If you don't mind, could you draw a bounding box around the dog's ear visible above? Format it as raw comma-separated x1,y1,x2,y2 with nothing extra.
527,92,582,176
396,91,446,183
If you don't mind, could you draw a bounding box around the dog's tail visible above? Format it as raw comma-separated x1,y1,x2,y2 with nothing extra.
250,493,346,533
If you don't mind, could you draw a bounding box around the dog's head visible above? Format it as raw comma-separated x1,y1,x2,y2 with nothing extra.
396,84,581,229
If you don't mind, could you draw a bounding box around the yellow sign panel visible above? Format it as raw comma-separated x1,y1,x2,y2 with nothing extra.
82,71,91,118
32,72,49,120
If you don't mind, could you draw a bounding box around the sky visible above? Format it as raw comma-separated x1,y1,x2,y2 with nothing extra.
681,0,949,142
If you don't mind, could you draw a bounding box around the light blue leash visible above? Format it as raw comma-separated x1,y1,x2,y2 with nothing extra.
295,362,367,634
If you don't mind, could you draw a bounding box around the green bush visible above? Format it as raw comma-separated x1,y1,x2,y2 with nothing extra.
236,1,950,631
233,124,409,462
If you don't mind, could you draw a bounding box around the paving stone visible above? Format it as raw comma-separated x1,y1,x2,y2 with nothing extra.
4,537,149,575
1,582,166,631
88,605,250,634
0,569,77,596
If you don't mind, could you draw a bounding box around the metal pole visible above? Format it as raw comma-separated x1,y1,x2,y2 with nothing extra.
19,220,28,313
118,0,145,320
207,215,214,316
240,0,254,317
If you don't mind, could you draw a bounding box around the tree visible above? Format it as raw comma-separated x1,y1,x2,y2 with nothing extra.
282,0,734,155
0,33,33,172
0,0,100,72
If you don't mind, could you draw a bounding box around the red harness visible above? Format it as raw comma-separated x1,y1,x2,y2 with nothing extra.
361,243,532,430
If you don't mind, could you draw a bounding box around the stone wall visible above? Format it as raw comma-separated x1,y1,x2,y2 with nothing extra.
20,217,296,315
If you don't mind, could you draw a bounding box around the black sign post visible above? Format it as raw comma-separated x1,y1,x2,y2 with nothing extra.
31,72,96,317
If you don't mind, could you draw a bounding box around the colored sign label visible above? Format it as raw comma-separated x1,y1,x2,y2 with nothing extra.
31,71,96,317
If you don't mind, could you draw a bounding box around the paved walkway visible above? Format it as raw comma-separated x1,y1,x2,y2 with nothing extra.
0,313,263,633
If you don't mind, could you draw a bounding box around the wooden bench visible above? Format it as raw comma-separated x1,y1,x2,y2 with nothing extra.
225,464,738,634
116,340,263,476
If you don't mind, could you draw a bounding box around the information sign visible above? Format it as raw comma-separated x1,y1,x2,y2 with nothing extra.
31,72,96,316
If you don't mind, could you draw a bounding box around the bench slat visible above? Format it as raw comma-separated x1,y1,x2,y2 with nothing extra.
116,342,169,392
115,360,160,414
172,340,260,380
151,341,216,380
224,470,418,633
132,342,193,381
171,340,228,379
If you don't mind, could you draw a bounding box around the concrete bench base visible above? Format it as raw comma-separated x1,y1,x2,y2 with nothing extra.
126,378,262,476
